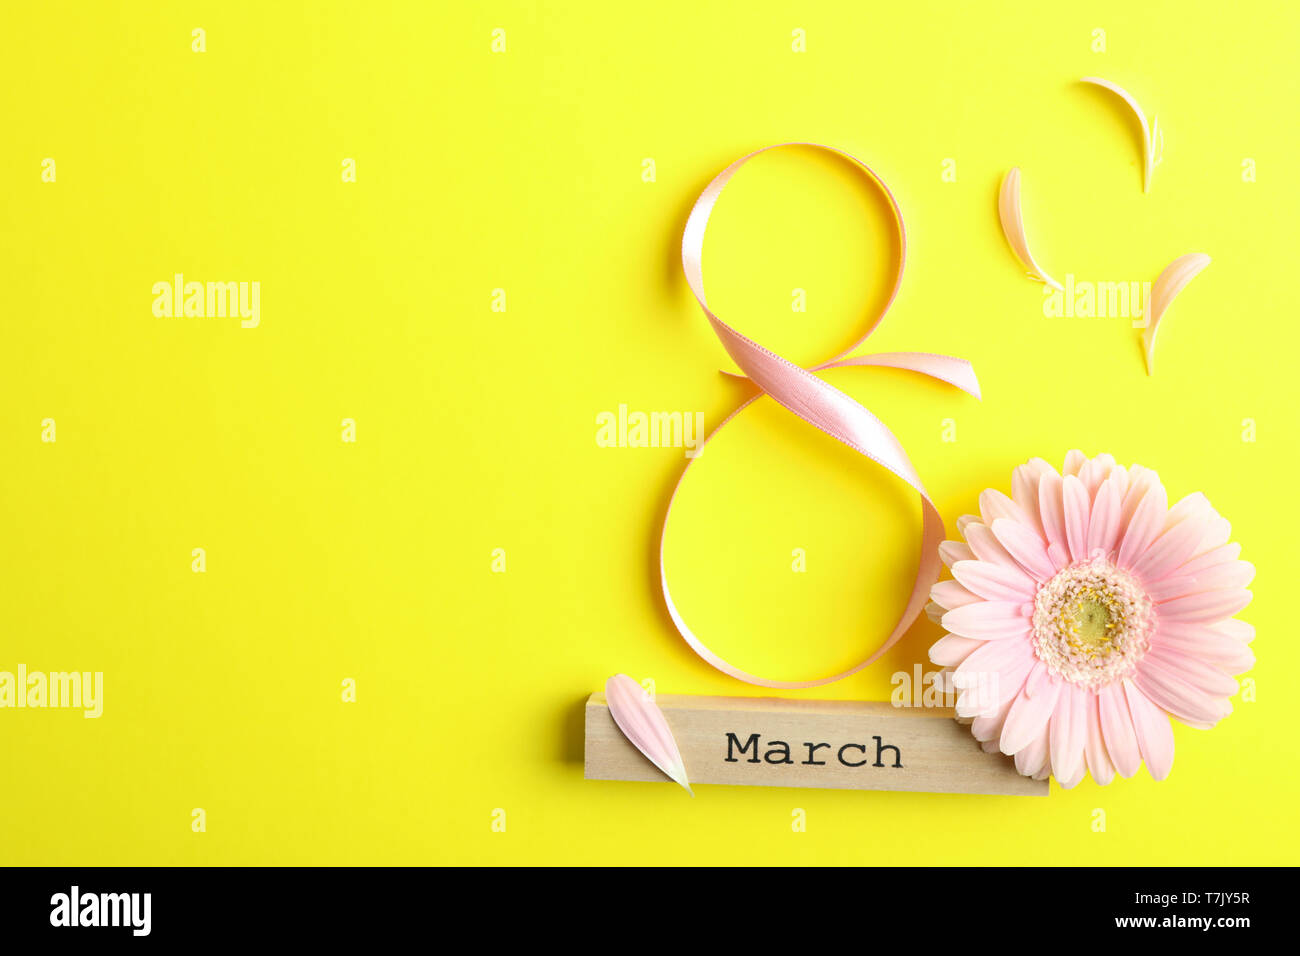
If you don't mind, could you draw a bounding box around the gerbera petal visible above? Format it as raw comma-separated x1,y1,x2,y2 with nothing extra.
971,688,1019,742
952,559,1036,601
1057,763,1087,788
1037,473,1068,565
1212,643,1255,675
1144,647,1240,697
924,600,945,624
1032,456,1061,479
1173,625,1254,675
1107,464,1130,498
1188,560,1255,592
938,540,975,569
1084,694,1116,785
930,579,981,610
1154,620,1256,672
1014,720,1052,777
1063,449,1087,476
1011,459,1055,539
1049,685,1088,783
1023,657,1055,697
979,488,1029,527
1098,684,1141,778
1087,476,1123,558
955,635,1032,681
955,514,980,536
1134,665,1230,730
1131,507,1214,582
1146,575,1201,603
943,601,1031,640
1123,681,1175,781
1001,663,1063,753
1161,491,1210,527
956,671,1013,717
1117,481,1169,570
990,517,1056,582
1192,515,1232,558
956,641,1033,718
1151,568,1252,605
1158,589,1252,623
963,522,1019,568
929,634,985,667
956,680,1004,721
1063,474,1091,562
1119,465,1159,527
1213,618,1254,643
1077,453,1116,497
1178,542,1241,577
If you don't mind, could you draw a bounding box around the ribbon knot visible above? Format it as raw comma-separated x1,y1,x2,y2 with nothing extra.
661,142,981,689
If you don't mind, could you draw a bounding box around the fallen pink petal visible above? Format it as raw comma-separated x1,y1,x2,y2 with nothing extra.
998,167,1063,291
604,674,693,794
1143,253,1212,375
1081,76,1162,193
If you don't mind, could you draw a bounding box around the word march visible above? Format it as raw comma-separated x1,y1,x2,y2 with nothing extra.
724,731,903,768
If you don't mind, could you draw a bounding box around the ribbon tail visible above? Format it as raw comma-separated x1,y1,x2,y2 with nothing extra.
817,351,982,400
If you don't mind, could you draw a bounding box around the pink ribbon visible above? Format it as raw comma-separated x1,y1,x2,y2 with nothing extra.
661,142,981,689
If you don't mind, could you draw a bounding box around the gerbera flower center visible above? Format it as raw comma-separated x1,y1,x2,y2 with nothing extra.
1030,556,1154,689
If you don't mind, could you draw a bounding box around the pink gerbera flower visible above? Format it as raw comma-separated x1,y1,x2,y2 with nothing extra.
927,451,1254,787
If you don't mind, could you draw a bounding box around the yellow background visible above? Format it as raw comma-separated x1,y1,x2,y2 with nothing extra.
0,1,1295,865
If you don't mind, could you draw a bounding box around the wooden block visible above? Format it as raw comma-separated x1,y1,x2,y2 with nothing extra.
585,692,1047,796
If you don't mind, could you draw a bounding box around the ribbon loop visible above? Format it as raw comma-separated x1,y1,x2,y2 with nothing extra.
660,143,981,689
